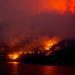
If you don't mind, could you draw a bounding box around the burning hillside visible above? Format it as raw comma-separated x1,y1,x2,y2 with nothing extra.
0,36,61,60
5,36,60,54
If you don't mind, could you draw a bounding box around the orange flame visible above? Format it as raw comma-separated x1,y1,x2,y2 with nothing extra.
8,53,20,60
44,37,60,50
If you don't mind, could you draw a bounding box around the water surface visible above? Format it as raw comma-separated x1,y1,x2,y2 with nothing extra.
0,62,75,75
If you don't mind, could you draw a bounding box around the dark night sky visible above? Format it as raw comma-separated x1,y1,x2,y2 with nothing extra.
0,0,75,41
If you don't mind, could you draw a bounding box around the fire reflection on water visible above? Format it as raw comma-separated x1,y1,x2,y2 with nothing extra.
2,62,75,75
7,62,19,75
42,66,57,75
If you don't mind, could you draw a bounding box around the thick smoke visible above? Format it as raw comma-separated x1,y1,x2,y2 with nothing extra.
0,0,75,42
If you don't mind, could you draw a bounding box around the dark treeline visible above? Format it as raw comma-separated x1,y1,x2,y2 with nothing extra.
22,39,75,65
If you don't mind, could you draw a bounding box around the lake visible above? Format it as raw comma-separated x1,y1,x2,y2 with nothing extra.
0,62,75,75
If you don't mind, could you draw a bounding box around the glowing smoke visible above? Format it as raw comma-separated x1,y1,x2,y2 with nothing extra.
0,0,75,42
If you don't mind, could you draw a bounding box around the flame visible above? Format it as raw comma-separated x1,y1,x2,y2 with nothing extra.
23,36,60,52
8,53,20,60
6,36,60,56
44,37,60,50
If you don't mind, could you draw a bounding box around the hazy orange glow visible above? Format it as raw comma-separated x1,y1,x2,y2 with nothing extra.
8,53,19,60
44,37,60,50
69,0,75,13
41,0,75,14
43,0,67,14
7,37,21,48
8,62,19,64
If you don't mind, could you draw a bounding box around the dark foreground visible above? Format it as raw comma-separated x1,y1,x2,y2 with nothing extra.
0,62,75,75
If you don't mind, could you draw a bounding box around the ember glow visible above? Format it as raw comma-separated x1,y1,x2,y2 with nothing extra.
44,37,60,50
8,53,20,60
6,36,60,57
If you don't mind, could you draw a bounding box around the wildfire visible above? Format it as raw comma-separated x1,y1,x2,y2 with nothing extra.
6,36,60,59
44,37,60,50
8,53,20,60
